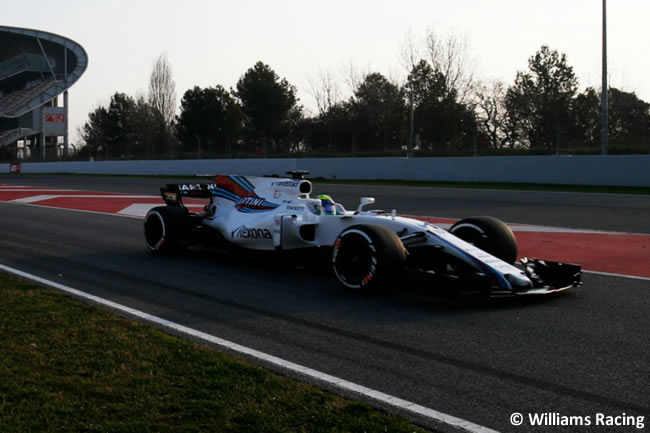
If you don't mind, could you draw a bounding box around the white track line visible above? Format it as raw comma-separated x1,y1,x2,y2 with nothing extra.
117,203,204,216
0,262,497,433
0,201,142,219
402,215,626,235
10,194,157,204
429,223,605,234
584,270,650,282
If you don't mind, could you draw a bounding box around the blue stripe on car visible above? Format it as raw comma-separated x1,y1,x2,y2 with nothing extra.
236,176,256,191
231,176,254,192
428,229,511,289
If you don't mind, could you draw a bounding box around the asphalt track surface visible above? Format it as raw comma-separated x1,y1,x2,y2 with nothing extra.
1,175,649,432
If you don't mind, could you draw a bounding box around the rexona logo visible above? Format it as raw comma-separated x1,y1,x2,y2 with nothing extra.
231,225,272,240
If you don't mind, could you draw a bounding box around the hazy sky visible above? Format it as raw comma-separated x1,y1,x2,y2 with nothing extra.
3,0,649,143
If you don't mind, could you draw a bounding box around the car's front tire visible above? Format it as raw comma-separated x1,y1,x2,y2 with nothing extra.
332,224,406,293
449,216,517,264
144,206,191,254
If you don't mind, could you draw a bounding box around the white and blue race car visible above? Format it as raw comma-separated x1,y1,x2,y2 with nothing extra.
144,171,581,296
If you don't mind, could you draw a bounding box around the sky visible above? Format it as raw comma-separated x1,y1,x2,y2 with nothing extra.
3,0,649,144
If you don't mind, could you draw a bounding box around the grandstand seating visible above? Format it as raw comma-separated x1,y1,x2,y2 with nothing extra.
0,79,61,118
0,127,36,148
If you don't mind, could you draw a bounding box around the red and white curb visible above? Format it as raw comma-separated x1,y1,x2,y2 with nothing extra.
2,185,649,279
0,186,205,216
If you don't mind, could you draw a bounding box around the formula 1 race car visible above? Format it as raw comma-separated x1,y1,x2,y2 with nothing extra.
144,171,582,296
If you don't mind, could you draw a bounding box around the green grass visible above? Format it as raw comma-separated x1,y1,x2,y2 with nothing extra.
0,273,428,433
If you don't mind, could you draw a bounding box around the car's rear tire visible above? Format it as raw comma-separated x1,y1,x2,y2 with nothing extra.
144,206,191,254
332,224,406,293
449,216,517,264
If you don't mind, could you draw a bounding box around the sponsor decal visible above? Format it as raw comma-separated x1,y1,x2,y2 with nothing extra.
179,184,201,191
231,225,272,240
271,180,300,187
286,205,304,211
178,184,217,191
235,195,279,213
45,114,65,122
9,162,21,174
362,256,378,287
238,196,267,207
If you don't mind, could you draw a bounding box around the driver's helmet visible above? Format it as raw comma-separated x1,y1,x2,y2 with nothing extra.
318,194,337,215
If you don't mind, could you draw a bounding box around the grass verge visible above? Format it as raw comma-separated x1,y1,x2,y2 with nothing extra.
0,272,428,433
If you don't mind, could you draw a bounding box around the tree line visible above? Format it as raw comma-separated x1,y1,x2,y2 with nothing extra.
81,43,650,160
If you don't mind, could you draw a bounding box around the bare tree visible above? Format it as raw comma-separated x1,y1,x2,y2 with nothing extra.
425,28,476,104
308,70,341,116
474,80,509,149
148,54,177,157
399,28,422,73
148,53,177,129
340,62,369,96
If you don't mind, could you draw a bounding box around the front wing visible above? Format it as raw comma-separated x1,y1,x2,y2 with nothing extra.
505,258,582,296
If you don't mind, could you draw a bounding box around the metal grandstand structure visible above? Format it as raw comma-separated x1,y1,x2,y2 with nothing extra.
0,26,87,161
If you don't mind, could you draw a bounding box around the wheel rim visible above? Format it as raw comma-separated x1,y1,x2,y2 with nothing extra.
333,230,376,288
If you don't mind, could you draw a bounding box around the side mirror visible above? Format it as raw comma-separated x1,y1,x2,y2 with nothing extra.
357,197,375,213
306,198,322,215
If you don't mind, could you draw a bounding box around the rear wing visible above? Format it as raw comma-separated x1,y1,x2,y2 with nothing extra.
160,183,214,208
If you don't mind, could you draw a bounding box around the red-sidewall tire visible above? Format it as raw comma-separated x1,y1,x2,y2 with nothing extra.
332,224,406,293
